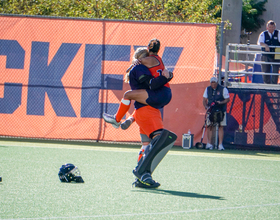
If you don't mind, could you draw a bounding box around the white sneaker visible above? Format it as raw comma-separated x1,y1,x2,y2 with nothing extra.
218,144,225,151
121,117,135,130
102,113,121,128
206,143,213,150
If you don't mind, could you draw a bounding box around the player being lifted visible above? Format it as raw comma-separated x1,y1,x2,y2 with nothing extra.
103,40,177,188
103,39,171,166
103,38,171,130
120,39,171,130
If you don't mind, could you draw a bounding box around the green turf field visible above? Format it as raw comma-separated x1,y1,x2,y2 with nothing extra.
1,139,280,219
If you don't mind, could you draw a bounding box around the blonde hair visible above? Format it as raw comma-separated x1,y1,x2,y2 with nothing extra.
124,47,149,83
133,47,149,60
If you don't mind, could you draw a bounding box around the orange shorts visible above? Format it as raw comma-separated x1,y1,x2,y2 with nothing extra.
135,106,163,138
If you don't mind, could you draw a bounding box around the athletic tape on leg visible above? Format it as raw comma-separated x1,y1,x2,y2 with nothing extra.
133,129,177,179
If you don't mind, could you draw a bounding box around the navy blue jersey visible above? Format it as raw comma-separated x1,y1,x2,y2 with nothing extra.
129,65,151,90
129,65,172,109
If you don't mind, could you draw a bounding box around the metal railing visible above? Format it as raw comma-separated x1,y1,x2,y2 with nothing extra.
224,44,280,88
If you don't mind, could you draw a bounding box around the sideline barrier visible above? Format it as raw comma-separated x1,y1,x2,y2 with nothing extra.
224,44,280,147
1,15,217,145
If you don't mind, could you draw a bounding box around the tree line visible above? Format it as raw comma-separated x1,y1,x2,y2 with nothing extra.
0,0,267,32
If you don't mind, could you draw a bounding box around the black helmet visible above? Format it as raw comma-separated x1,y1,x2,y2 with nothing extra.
58,163,84,183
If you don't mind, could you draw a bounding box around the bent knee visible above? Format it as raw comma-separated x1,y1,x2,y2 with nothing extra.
123,90,133,99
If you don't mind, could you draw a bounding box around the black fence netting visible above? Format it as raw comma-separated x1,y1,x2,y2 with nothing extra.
225,88,280,149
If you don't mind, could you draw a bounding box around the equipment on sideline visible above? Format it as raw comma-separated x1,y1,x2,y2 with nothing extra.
58,163,84,183
195,107,211,149
208,101,224,125
133,129,177,179
195,121,207,149
209,107,224,124
208,102,224,149
182,130,193,149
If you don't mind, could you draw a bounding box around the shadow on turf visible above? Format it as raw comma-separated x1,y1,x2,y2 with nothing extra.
133,188,225,200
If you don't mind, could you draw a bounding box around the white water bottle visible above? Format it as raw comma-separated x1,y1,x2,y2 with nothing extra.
188,129,191,135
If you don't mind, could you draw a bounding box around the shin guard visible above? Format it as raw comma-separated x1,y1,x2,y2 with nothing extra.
133,129,177,179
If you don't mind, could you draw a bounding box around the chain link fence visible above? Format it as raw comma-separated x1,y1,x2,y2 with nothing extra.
1,14,279,150
223,44,280,149
0,14,217,146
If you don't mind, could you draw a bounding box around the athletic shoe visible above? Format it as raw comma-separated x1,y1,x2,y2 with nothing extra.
0,176,2,182
132,179,160,188
121,117,134,130
132,173,160,188
206,143,213,150
218,144,225,151
102,113,120,129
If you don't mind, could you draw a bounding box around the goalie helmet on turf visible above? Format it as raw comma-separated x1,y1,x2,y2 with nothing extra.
58,163,84,183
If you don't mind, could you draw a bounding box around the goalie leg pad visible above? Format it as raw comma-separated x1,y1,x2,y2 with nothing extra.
133,129,177,179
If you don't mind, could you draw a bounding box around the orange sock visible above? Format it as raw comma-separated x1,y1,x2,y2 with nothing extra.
131,109,136,119
137,149,145,162
115,98,131,122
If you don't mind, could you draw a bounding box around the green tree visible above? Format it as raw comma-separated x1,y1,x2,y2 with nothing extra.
242,0,267,33
0,0,267,34
209,0,267,32
0,0,222,24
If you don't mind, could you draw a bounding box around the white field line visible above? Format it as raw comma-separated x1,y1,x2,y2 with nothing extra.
1,140,280,161
2,203,280,220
